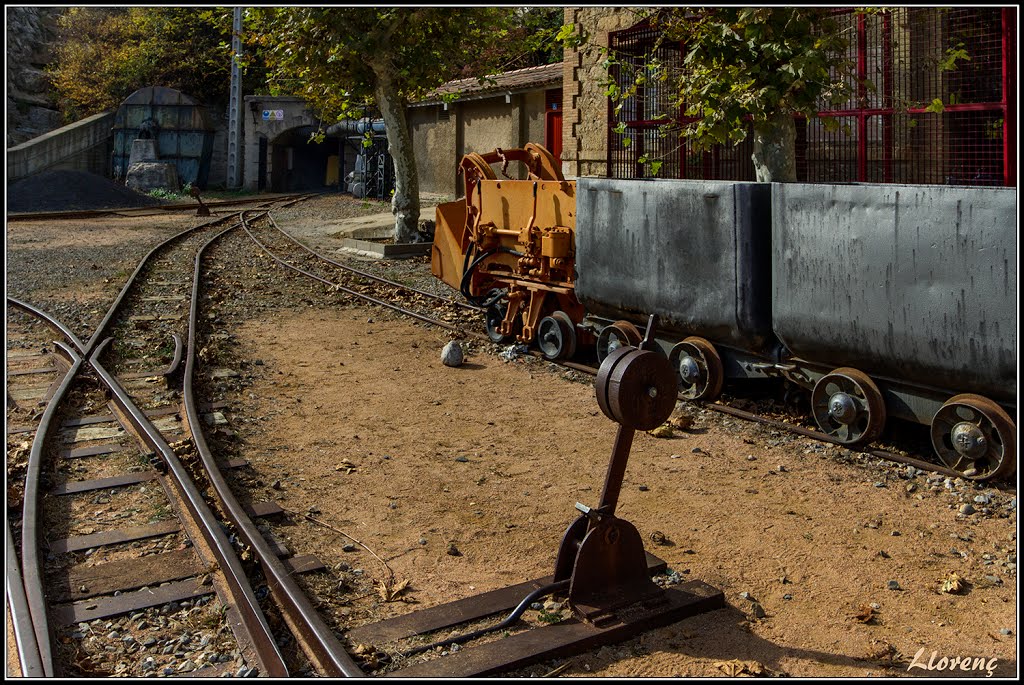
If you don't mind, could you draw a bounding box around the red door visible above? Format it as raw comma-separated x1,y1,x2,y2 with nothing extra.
545,109,563,161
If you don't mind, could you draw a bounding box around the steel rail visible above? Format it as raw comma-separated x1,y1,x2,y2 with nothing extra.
7,297,86,353
18,339,83,677
240,211,466,334
557,359,968,481
264,212,483,313
88,338,289,677
699,401,968,480
5,199,310,678
182,224,366,677
83,213,247,355
6,192,312,223
6,519,44,677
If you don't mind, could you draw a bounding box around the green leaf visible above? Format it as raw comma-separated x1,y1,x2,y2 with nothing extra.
924,98,945,114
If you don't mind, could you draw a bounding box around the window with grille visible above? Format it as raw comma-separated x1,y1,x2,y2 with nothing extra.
607,8,1016,186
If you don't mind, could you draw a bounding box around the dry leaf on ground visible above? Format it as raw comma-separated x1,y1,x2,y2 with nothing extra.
940,571,968,594
714,659,770,677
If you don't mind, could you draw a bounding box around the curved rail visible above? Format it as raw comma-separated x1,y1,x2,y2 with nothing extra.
89,337,289,677
7,297,86,354
264,213,482,313
240,211,467,334
6,519,43,677
182,224,366,677
83,214,246,355
19,339,83,677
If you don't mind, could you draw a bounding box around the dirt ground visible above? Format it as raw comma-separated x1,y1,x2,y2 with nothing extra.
5,197,1018,678
224,305,1017,678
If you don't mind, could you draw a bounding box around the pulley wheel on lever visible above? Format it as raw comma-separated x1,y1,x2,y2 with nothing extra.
595,346,678,431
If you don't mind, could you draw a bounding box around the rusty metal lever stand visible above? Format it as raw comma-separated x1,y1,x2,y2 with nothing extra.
552,315,724,626
359,316,723,677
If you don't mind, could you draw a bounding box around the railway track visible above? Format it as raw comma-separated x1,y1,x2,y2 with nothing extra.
249,213,1015,485
7,197,1013,678
239,211,482,335
5,195,345,677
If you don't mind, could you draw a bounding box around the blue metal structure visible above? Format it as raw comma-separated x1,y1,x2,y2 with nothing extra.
112,86,215,188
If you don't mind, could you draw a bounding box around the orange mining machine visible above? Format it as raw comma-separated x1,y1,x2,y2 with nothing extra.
431,143,585,359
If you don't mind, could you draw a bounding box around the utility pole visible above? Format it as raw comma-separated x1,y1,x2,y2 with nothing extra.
226,7,243,189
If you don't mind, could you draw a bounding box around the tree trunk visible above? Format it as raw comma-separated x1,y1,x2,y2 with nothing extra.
751,112,797,182
370,59,420,243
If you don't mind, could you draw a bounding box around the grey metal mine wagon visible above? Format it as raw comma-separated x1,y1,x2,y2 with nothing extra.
575,178,1016,481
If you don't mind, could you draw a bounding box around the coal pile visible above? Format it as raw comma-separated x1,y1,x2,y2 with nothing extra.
7,169,165,213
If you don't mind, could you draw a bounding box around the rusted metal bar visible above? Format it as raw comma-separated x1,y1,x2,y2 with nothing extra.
265,213,482,312
6,519,44,677
51,578,214,626
184,221,366,677
48,520,181,554
20,339,83,677
386,581,722,678
49,471,157,495
88,339,289,677
348,552,667,647
241,212,460,334
7,297,85,353
595,427,635,516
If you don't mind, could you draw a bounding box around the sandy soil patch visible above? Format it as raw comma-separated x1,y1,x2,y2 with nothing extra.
224,306,1017,678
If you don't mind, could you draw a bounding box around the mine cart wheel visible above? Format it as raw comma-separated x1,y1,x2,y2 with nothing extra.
595,320,643,363
930,394,1016,480
484,291,516,344
668,337,724,402
810,368,886,447
537,311,577,361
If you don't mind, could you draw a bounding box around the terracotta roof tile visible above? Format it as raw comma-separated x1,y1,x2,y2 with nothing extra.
420,62,563,103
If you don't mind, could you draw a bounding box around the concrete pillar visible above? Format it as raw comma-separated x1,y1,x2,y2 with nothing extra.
227,7,243,189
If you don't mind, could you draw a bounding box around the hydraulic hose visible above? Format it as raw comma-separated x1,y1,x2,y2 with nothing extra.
459,247,524,306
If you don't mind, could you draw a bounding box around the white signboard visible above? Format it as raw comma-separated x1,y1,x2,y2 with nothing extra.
262,109,285,121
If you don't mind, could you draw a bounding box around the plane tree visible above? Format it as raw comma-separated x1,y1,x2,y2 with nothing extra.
246,7,519,242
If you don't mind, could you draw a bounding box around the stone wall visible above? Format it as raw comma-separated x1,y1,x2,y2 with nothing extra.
242,96,322,192
6,7,65,147
560,7,639,179
7,111,115,182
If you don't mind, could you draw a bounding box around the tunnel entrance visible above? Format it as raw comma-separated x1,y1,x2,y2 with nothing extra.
267,126,345,193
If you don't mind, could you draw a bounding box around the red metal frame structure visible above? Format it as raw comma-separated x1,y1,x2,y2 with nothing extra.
607,7,1016,187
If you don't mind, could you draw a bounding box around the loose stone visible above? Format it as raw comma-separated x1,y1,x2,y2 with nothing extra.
441,341,464,367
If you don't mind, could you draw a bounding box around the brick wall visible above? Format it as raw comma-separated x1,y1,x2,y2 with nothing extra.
560,7,639,179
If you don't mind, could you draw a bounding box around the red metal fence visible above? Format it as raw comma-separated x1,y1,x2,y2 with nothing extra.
607,7,1016,186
